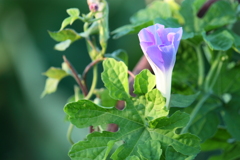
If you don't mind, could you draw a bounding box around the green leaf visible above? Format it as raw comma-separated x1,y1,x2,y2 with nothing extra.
126,155,140,160
201,128,232,151
68,94,84,103
105,49,128,65
60,17,79,31
208,142,240,160
42,67,69,79
48,29,82,42
179,0,203,33
41,67,69,97
94,88,117,107
154,17,194,40
203,30,234,51
188,103,220,142
214,61,240,95
41,78,60,98
112,21,153,39
130,1,171,24
180,0,237,33
149,111,189,130
133,69,156,95
145,89,168,120
170,92,199,108
137,140,162,160
67,8,80,17
201,0,237,31
64,93,200,159
54,39,71,51
154,17,181,28
222,94,240,141
229,30,240,53
166,146,195,160
101,58,129,101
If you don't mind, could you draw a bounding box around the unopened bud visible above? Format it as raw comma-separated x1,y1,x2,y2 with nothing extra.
89,3,98,12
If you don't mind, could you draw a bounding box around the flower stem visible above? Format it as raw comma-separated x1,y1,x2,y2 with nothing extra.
67,124,74,145
67,86,80,145
181,93,210,134
82,58,105,82
204,53,222,91
209,60,223,89
63,55,88,96
85,65,98,100
196,46,205,87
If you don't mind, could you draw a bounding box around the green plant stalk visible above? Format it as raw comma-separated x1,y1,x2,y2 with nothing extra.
181,93,210,134
209,60,223,90
196,46,205,87
67,124,74,145
85,65,98,100
67,86,80,145
204,53,222,91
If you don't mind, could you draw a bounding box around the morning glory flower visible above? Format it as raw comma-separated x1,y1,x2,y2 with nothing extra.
138,24,182,108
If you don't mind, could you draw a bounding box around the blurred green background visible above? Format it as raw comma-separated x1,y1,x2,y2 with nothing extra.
0,0,146,159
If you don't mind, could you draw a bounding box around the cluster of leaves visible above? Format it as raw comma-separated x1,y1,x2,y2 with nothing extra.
64,58,201,160
112,0,240,159
44,0,240,159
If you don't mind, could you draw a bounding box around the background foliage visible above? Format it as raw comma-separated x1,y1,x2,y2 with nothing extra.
1,0,240,160
0,0,145,159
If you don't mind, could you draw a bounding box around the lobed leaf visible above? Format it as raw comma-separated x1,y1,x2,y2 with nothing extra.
64,98,200,159
101,58,129,101
170,92,199,108
188,103,220,142
130,1,171,24
105,49,128,65
202,30,234,51
133,69,156,95
201,128,232,151
222,94,240,141
137,140,162,160
94,88,117,107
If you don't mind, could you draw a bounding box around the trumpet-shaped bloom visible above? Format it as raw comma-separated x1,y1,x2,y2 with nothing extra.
138,24,182,108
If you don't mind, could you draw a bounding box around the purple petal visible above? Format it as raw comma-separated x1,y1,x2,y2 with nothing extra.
145,24,164,44
138,28,155,43
158,44,176,70
145,45,165,72
157,28,182,50
139,42,154,54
